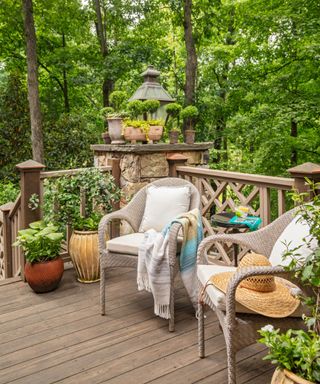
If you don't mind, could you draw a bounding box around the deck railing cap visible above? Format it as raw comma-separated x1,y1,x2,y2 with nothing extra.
0,202,14,212
288,162,320,177
16,159,45,170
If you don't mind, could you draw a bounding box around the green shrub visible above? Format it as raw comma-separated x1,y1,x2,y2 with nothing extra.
14,221,64,264
127,100,144,119
0,182,19,206
142,99,160,115
109,91,127,112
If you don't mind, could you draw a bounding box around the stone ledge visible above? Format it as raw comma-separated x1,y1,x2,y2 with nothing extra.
91,142,213,154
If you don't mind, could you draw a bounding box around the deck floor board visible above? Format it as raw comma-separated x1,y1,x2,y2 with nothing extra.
0,268,272,383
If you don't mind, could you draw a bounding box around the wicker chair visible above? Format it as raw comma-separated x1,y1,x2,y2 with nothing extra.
197,209,309,384
98,177,200,332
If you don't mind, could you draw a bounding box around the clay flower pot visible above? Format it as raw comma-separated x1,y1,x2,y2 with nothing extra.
101,132,111,144
107,117,125,144
124,126,146,143
24,257,64,293
69,230,100,283
271,368,315,384
185,130,196,144
148,125,163,143
169,130,179,144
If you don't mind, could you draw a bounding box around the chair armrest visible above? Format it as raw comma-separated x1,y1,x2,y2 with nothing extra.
197,232,262,265
225,266,297,325
167,222,183,266
98,208,136,252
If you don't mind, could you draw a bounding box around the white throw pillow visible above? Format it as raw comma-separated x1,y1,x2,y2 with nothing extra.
139,185,191,232
269,214,318,266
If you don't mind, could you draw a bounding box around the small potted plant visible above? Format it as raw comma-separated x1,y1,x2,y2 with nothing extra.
165,103,182,144
259,180,320,384
100,107,113,144
43,168,121,283
14,221,64,293
180,105,199,144
105,91,128,144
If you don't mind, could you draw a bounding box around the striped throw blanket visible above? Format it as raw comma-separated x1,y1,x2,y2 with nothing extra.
137,208,203,319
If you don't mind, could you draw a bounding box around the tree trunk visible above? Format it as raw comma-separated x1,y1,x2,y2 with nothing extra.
22,0,44,163
183,0,197,133
62,33,70,113
291,118,298,165
93,0,113,107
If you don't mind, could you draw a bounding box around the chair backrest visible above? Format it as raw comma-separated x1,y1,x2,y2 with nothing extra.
127,178,201,232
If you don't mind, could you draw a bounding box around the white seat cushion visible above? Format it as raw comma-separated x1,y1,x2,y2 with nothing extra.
269,214,318,267
139,185,191,232
197,264,306,317
107,233,182,255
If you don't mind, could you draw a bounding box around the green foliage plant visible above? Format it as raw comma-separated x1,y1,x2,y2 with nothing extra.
142,99,160,119
14,221,64,264
180,105,199,130
127,100,144,119
109,91,127,112
0,181,19,206
43,168,121,232
259,179,320,381
165,103,182,131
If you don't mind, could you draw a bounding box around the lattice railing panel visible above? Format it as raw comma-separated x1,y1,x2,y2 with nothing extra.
0,214,5,280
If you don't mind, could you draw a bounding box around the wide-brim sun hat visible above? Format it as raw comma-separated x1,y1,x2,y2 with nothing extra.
210,253,300,318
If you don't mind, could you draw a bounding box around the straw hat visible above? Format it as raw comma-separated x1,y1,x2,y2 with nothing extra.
210,253,300,318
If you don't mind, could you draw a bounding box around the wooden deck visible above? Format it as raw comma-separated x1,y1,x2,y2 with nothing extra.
0,267,273,384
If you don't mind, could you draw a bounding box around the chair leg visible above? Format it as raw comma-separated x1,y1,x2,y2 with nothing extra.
226,329,237,384
169,280,175,332
198,302,205,358
100,263,106,316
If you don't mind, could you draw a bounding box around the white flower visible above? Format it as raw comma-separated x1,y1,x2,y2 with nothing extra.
261,325,274,333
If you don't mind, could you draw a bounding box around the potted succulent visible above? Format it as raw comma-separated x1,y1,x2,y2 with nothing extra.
43,168,121,283
180,105,199,144
164,103,182,144
105,91,128,144
259,181,320,384
14,221,64,293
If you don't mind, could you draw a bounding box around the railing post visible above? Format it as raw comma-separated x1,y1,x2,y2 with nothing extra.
110,158,121,238
0,203,14,278
16,160,45,280
167,154,189,177
288,162,320,198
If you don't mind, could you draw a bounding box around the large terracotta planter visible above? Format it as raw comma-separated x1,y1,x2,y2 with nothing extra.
107,117,125,144
271,368,315,384
148,125,163,143
24,257,64,293
124,126,146,143
69,230,100,283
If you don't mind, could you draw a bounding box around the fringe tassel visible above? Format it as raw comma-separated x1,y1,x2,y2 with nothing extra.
137,275,152,293
154,304,171,319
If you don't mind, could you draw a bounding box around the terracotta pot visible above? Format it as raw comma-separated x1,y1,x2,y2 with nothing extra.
124,126,146,143
101,132,111,144
148,125,163,143
69,230,100,283
271,368,315,384
24,257,64,293
169,130,179,144
107,118,125,144
185,130,196,144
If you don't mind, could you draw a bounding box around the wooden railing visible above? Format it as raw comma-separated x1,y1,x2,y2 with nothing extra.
0,161,117,280
176,166,295,236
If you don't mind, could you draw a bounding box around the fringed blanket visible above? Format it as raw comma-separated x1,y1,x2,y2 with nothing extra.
137,208,203,319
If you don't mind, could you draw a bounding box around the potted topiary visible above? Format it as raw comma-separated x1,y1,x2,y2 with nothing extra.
259,180,320,384
142,100,163,143
165,103,182,144
106,91,128,144
180,105,199,144
14,221,64,293
43,168,121,283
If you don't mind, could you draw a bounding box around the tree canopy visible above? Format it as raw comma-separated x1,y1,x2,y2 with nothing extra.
0,0,319,180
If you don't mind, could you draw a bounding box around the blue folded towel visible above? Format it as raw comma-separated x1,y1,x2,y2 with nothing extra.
229,215,262,231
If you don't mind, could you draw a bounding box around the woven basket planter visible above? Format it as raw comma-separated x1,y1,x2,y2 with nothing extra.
271,369,315,384
69,230,100,283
